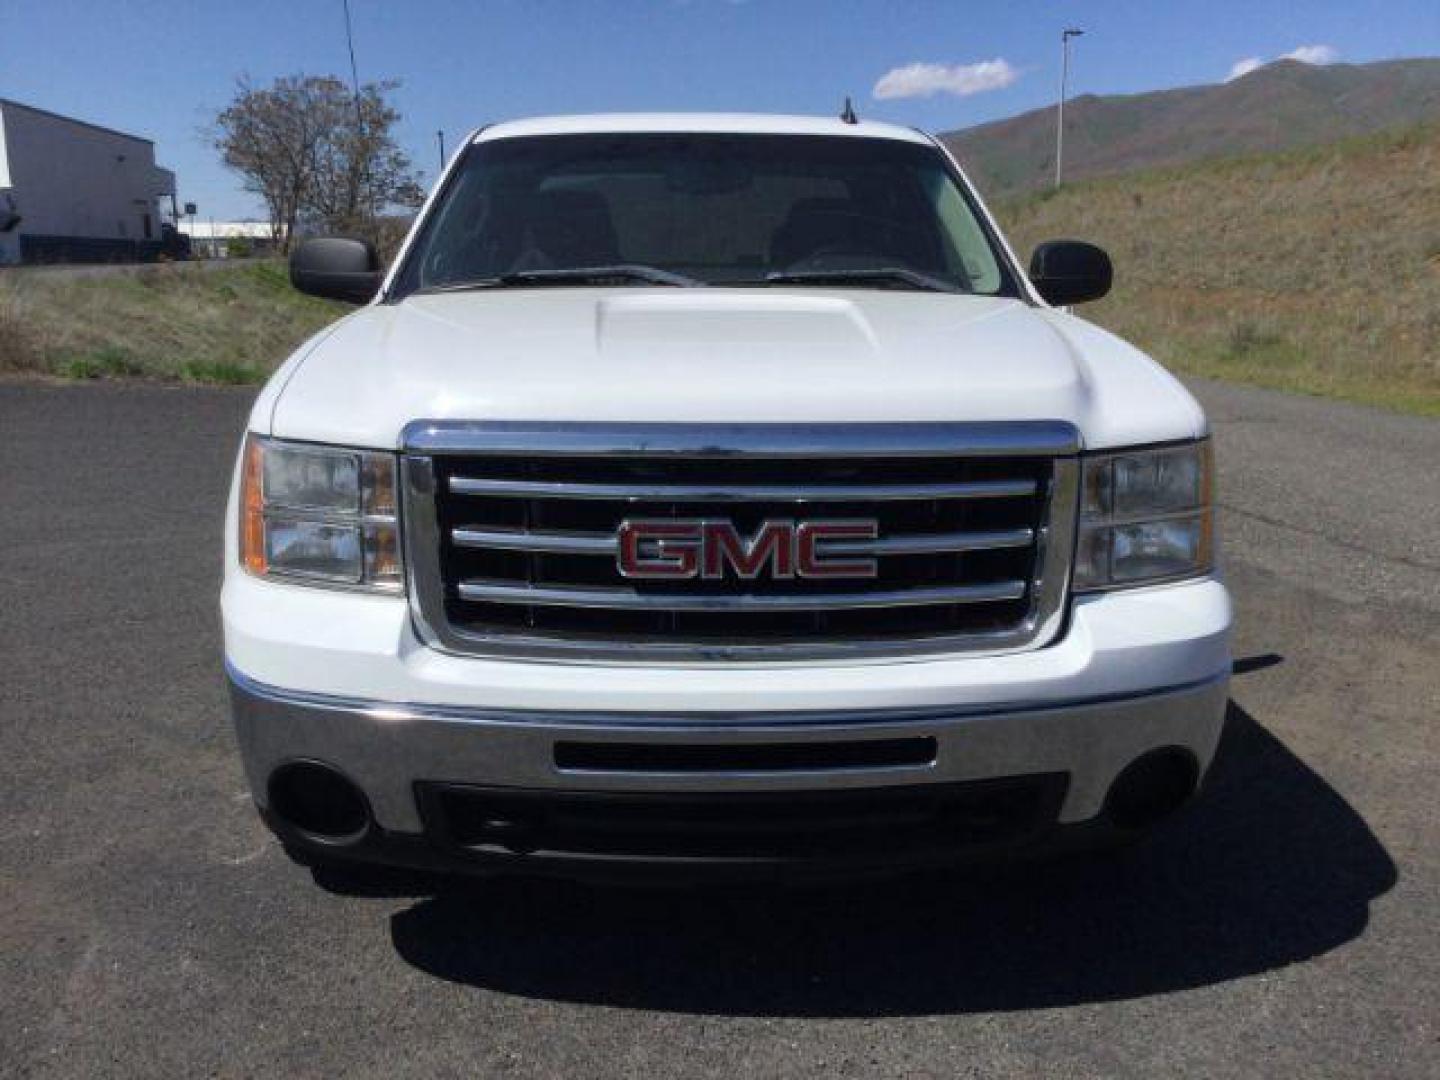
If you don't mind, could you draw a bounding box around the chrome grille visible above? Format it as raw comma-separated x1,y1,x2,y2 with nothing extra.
403,421,1079,661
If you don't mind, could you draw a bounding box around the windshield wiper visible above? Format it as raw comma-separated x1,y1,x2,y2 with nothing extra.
417,264,704,293
760,267,963,293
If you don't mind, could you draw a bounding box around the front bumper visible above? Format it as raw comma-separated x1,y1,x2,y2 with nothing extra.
229,664,1228,877
223,570,1231,877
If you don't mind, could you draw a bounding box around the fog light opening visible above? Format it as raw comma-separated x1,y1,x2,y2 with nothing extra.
268,761,371,843
1105,748,1199,830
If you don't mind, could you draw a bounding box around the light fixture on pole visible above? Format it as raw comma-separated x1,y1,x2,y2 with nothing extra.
1056,27,1085,189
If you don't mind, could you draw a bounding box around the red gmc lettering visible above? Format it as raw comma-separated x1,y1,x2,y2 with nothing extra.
616,520,699,579
797,520,880,579
701,520,794,579
616,519,878,581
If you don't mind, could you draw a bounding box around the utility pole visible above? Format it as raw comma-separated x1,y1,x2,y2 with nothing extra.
342,0,362,109
437,130,447,174
1056,27,1085,189
341,0,370,223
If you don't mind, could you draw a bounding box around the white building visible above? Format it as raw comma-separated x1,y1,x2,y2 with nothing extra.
178,219,283,259
0,99,176,265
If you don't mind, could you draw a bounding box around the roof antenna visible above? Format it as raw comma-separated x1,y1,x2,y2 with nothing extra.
840,96,859,125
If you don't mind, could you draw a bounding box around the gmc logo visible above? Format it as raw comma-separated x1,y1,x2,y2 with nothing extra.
617,519,879,581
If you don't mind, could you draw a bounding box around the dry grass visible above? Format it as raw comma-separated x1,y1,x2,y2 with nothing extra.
0,287,47,372
4,130,1437,410
995,124,1440,415
0,261,343,384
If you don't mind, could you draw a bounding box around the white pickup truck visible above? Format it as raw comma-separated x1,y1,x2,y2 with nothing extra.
222,113,1230,881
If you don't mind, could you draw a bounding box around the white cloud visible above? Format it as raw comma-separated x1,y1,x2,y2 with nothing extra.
1283,44,1339,65
1227,56,1265,81
872,59,1019,101
1227,43,1339,81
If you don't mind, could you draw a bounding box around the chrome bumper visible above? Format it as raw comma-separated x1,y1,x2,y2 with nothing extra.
227,663,1229,834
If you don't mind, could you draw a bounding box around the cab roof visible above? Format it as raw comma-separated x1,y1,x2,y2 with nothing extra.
472,113,934,146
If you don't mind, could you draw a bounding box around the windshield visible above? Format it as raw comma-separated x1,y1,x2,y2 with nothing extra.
391,133,1018,298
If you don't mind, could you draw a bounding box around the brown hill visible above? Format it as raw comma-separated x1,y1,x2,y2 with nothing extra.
992,124,1440,415
942,57,1440,197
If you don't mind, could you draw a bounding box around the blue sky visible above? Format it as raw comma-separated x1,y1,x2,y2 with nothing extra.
3,0,1436,218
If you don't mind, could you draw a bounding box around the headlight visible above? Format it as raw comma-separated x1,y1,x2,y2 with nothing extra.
240,436,403,593
1073,440,1213,591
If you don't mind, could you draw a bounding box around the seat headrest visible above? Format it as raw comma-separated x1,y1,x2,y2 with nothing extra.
770,198,865,268
522,189,620,266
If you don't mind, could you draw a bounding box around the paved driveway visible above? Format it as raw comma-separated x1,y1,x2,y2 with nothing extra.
1,379,1435,1077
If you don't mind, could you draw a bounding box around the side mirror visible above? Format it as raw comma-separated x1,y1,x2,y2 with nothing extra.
1028,240,1113,306
289,237,382,303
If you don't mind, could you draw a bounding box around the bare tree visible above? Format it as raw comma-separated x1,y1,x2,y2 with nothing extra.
214,75,424,252
214,76,335,251
306,80,426,238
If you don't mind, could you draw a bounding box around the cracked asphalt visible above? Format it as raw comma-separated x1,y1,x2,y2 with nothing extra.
1,378,1436,1078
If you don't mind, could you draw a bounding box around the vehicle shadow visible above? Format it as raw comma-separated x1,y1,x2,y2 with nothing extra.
371,701,1395,1016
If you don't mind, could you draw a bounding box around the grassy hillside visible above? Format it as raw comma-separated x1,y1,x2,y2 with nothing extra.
944,58,1440,198
995,124,1440,415
0,261,343,383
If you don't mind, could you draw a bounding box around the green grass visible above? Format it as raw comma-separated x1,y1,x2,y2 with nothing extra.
178,359,270,384
59,345,147,380
994,123,1440,416
0,261,344,385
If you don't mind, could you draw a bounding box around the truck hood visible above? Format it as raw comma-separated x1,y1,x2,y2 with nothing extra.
266,288,1206,450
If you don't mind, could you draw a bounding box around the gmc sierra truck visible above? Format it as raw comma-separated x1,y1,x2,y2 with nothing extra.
222,113,1230,881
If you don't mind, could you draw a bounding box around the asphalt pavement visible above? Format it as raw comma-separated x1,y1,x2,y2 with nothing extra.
1,378,1436,1078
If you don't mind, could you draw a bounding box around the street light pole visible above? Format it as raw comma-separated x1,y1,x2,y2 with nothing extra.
1056,27,1085,189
